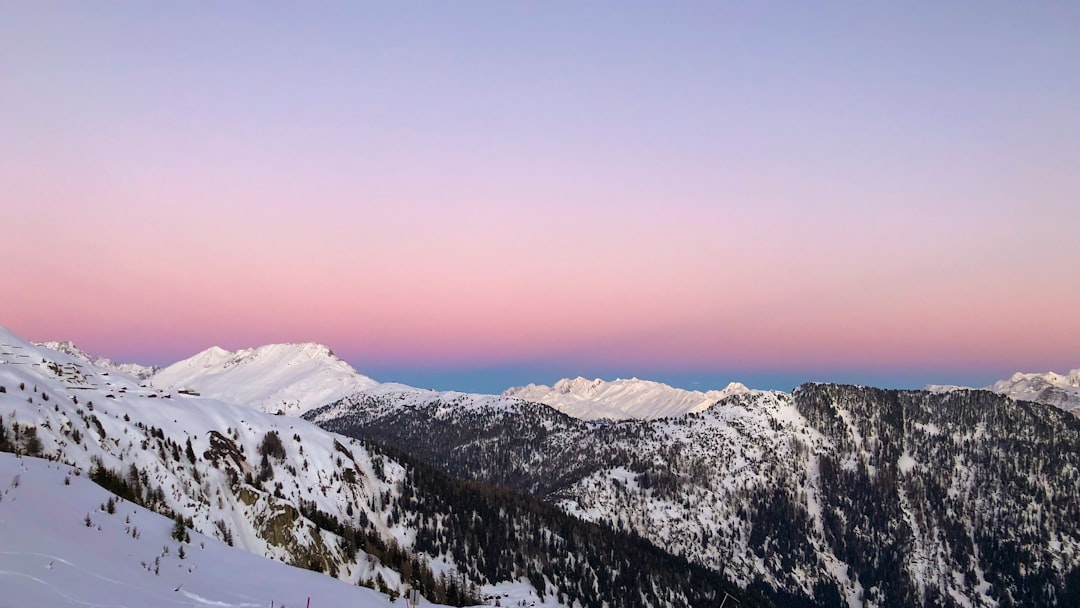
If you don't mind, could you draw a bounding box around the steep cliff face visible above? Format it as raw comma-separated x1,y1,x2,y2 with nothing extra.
310,385,1080,608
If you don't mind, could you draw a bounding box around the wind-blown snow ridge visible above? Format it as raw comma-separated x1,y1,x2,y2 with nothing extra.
503,376,749,420
151,342,379,416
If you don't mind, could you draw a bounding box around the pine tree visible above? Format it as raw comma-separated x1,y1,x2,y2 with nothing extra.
171,515,187,542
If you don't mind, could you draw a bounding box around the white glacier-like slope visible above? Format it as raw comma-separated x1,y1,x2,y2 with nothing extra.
151,342,379,416
503,376,749,420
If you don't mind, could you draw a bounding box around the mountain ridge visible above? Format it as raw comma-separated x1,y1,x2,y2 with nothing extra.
35,340,160,381
503,376,750,420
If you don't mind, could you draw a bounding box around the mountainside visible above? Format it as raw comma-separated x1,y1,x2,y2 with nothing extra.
309,385,1080,608
37,340,159,381
150,342,379,416
503,376,749,420
1,325,764,608
0,452,401,608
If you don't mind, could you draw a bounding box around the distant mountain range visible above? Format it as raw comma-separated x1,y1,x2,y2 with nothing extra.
34,334,1080,419
10,327,1080,607
503,376,749,420
926,369,1080,413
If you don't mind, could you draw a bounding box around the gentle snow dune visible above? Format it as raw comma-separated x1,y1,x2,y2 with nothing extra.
151,342,379,416
0,453,403,608
503,376,749,420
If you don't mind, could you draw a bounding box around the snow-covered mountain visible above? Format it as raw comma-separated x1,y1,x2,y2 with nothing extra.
150,342,379,416
926,368,1080,413
1,325,424,597
988,369,1080,412
36,340,159,381
311,382,1080,608
1,325,760,608
503,376,749,420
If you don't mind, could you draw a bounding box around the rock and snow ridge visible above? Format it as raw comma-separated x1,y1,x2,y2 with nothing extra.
926,368,1080,413
150,342,379,416
503,376,750,420
36,340,160,381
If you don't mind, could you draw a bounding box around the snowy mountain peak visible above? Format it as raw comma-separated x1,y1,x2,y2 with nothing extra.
503,376,750,420
151,341,378,416
38,339,86,357
192,345,233,365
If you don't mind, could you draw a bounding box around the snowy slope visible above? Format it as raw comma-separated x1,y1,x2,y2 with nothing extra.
0,453,407,608
36,340,159,381
0,325,448,602
151,342,379,416
503,376,749,420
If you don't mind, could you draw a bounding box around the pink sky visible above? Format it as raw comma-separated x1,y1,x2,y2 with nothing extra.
2,3,1079,389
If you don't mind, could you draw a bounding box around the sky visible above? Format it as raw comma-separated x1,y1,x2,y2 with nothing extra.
2,2,1079,393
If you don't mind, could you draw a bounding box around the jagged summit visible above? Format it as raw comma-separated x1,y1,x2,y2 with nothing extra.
151,341,378,416
503,376,750,420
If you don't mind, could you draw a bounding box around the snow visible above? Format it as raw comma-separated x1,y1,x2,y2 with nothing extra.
503,376,750,420
0,453,413,608
898,452,917,474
